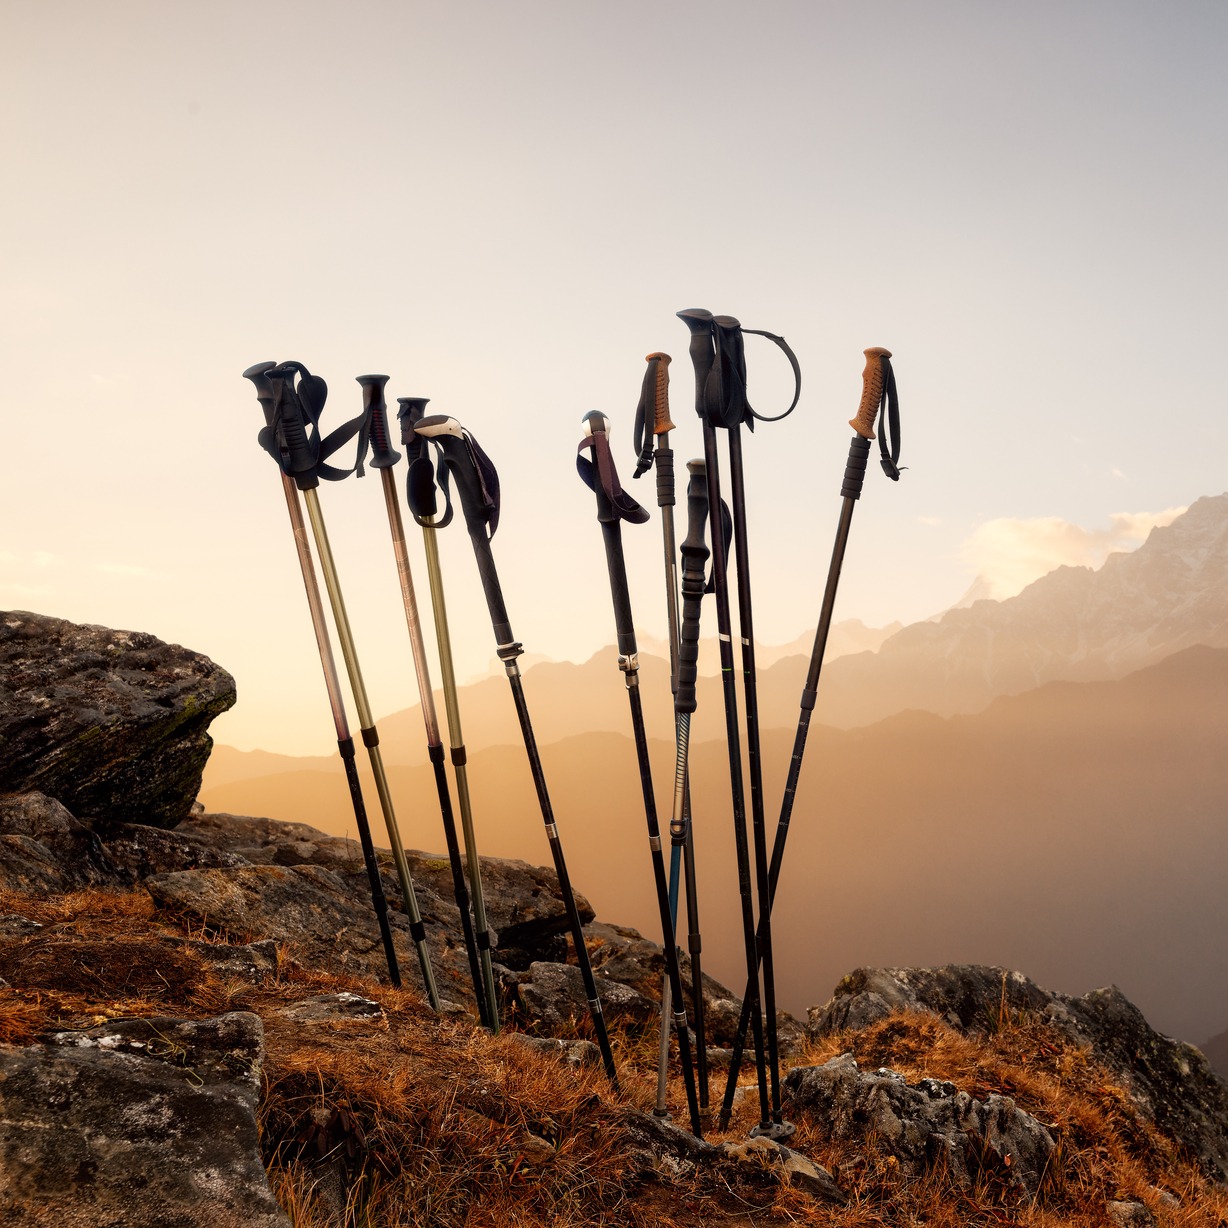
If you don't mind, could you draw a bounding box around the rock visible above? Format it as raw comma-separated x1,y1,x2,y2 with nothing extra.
718,1135,846,1204
0,792,123,891
515,960,657,1031
0,1011,288,1227
784,1052,1056,1200
506,1033,602,1070
0,611,236,827
583,921,804,1051
145,863,442,988
1204,1026,1228,1082
808,965,1228,1184
275,993,384,1024
622,1110,845,1205
0,915,41,937
1107,1200,1158,1227
89,818,251,877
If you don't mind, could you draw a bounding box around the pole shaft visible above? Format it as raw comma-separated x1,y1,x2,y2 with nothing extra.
378,470,492,1028
279,475,402,988
726,426,783,1124
700,422,770,1130
722,494,858,1100
301,487,441,1010
419,516,501,1030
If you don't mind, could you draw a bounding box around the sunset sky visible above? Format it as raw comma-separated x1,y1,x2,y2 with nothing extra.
3,1,1226,754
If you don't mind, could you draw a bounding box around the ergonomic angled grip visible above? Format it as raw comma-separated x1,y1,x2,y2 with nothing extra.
396,396,431,444
398,398,439,522
646,352,675,435
266,363,320,489
676,309,716,420
848,347,893,439
243,361,278,429
358,374,400,469
675,459,710,715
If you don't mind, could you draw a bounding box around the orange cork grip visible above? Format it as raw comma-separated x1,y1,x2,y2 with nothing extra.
849,347,892,439
646,352,676,434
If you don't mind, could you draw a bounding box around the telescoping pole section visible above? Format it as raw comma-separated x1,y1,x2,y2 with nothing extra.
410,413,620,1090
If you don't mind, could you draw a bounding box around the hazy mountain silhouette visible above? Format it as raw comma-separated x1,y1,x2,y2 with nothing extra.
200,644,1228,1046
205,620,900,787
809,493,1228,727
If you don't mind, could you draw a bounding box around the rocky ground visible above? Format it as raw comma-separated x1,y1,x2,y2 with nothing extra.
3,609,1228,1227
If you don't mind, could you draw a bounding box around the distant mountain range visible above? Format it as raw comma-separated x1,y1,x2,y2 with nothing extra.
199,494,1228,1049
809,493,1228,727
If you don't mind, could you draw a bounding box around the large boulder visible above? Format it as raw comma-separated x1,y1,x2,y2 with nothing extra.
784,1053,1055,1200
809,965,1228,1185
0,611,235,827
0,1012,288,1227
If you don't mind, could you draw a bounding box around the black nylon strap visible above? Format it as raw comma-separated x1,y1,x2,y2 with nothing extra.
259,361,372,483
577,430,650,525
877,356,903,481
700,319,801,430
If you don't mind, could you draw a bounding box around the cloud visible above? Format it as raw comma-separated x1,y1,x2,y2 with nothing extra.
960,507,1186,601
918,515,942,527
0,583,54,598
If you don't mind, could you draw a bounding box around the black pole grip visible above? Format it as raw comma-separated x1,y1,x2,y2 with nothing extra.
359,374,400,469
243,361,278,429
840,435,872,501
268,366,319,490
676,459,709,714
396,396,431,446
676,309,715,420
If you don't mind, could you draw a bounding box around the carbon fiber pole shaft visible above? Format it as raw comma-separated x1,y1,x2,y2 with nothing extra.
301,487,441,1011
699,420,770,1132
725,424,785,1133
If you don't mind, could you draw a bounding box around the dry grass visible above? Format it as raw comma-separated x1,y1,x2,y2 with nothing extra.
2,885,1227,1227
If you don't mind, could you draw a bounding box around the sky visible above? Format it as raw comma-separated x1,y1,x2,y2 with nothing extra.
3,1,1226,754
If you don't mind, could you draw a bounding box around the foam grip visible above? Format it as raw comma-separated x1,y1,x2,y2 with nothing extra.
358,374,400,468
676,459,710,714
407,456,438,519
849,347,892,439
654,445,674,508
840,435,872,501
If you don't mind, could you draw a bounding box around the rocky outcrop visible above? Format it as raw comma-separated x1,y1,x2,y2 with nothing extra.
1205,1027,1228,1082
0,1012,288,1227
810,964,1228,1184
0,611,235,827
784,1053,1055,1199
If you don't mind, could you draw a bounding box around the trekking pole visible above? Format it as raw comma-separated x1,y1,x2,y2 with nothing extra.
632,354,710,1124
243,362,402,989
578,410,702,1136
397,395,501,1033
358,374,495,1030
718,347,902,1126
410,412,620,1090
676,308,771,1136
252,360,441,1011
